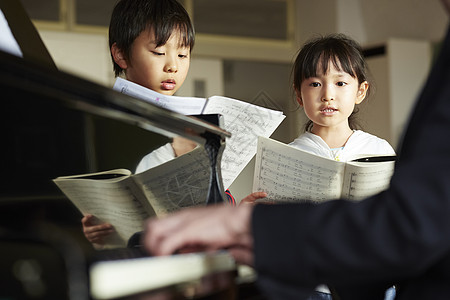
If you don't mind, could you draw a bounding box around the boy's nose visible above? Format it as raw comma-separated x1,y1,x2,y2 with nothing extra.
164,57,178,73
165,64,178,73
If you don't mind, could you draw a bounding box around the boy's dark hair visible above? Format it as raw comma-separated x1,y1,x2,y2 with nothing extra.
292,34,370,131
109,0,195,77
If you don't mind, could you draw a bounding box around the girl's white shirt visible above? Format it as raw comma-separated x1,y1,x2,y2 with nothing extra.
290,130,395,295
289,130,396,162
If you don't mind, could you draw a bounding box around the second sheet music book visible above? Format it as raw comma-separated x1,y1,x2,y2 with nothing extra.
54,146,212,248
252,137,396,203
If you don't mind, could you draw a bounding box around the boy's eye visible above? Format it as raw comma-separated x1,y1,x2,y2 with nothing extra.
310,82,321,87
337,81,347,86
151,51,164,56
178,54,188,58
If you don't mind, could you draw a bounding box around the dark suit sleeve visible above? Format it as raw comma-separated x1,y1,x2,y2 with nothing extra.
252,24,450,297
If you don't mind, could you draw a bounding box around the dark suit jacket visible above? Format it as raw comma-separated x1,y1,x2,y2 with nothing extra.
252,24,450,300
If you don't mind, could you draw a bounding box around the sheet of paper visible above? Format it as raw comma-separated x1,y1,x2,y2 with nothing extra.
204,96,285,188
0,10,23,57
113,77,206,115
253,137,345,202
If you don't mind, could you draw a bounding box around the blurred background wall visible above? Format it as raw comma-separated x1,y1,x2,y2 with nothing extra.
18,0,449,199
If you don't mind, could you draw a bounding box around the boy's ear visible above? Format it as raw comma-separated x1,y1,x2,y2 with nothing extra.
355,81,369,104
111,43,128,70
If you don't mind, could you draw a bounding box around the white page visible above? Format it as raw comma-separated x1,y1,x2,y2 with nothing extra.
204,96,285,188
0,10,23,57
113,77,206,115
253,137,345,202
341,161,395,201
54,170,150,248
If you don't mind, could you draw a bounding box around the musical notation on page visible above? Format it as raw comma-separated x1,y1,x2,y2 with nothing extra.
253,137,395,203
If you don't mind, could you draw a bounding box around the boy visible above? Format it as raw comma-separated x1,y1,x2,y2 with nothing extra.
109,0,193,96
82,0,247,248
82,0,196,248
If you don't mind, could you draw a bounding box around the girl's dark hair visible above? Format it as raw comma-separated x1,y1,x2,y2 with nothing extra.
109,0,195,77
292,34,370,131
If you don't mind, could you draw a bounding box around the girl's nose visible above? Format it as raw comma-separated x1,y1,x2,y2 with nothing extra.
321,86,334,102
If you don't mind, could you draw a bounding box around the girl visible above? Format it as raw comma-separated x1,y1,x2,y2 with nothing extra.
290,33,395,161
291,33,395,300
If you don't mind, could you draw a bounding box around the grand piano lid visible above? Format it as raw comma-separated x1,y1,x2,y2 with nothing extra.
0,50,231,145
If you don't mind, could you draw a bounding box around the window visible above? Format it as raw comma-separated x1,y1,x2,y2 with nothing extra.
193,0,288,40
20,0,60,22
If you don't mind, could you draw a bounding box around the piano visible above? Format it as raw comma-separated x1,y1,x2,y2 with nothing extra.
0,2,271,299
0,1,270,298
3,44,261,298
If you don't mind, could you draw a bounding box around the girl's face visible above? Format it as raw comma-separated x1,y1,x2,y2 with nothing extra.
112,27,190,96
297,61,368,132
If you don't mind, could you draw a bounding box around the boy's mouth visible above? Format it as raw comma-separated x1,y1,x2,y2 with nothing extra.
161,79,176,90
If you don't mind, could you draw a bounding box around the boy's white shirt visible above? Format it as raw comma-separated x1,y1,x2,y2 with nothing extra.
135,143,175,174
289,130,396,162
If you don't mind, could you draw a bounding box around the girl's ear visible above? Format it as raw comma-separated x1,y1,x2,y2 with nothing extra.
294,87,303,107
355,81,369,104
111,43,128,70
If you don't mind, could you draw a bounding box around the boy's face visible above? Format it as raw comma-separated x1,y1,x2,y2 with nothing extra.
115,27,190,96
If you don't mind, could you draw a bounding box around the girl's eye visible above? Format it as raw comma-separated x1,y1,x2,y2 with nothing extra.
310,82,321,87
152,51,164,56
337,81,347,86
178,54,188,58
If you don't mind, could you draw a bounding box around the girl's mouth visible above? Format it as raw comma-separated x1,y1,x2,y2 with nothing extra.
320,107,337,115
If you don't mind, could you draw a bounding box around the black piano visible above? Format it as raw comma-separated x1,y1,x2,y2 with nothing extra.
0,1,269,298
0,46,240,297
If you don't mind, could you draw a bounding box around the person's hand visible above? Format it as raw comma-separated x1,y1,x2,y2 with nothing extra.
239,191,267,206
82,214,115,248
144,204,255,266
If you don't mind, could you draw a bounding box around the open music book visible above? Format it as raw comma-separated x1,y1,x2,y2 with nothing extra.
253,137,396,202
54,147,213,248
90,251,236,299
114,77,285,189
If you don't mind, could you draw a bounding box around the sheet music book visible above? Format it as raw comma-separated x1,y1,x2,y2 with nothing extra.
253,137,395,202
54,147,212,248
89,251,236,299
113,77,286,189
